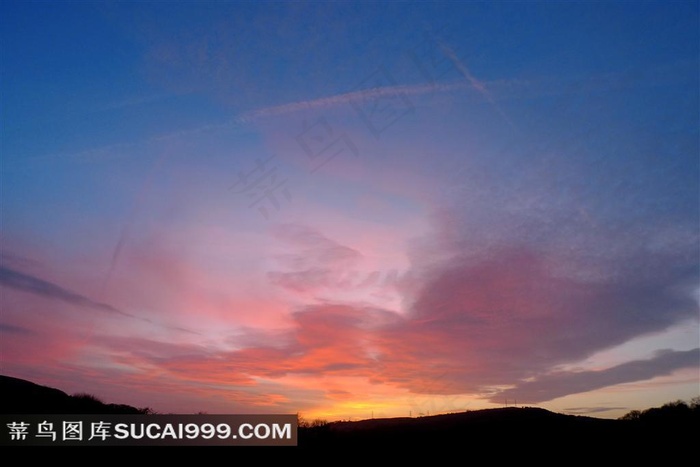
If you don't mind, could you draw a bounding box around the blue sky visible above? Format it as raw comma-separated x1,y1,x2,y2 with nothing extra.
1,1,698,419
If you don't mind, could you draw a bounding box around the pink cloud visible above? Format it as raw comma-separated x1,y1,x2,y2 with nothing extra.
81,242,696,406
3,229,697,415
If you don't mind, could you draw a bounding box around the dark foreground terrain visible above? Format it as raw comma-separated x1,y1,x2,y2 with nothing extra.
299,403,697,450
0,375,150,415
1,374,697,454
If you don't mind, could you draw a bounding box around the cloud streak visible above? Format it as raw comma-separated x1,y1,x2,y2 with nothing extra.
199,235,695,401
0,266,135,318
496,348,700,403
563,406,629,415
0,266,198,334
88,241,697,402
0,323,35,335
267,224,363,293
236,81,469,123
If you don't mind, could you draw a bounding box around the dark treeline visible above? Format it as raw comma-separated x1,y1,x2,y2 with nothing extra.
619,398,700,423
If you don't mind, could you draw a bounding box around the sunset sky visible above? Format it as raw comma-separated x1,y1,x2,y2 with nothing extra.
1,1,698,420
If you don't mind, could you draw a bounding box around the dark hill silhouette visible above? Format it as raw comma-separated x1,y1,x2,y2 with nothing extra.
298,407,624,448
298,403,698,450
1,374,696,453
0,375,150,414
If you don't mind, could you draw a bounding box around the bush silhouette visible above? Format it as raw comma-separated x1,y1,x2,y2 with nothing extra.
1,375,151,414
619,398,700,424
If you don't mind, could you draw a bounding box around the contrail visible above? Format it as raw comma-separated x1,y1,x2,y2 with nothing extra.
438,42,517,129
102,64,495,290
236,51,515,128
236,81,469,123
26,70,498,167
101,150,170,296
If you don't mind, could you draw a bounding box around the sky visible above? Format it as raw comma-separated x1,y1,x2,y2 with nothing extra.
1,1,698,421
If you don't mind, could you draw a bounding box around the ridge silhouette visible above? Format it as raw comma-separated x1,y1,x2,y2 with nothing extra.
0,375,151,415
2,374,697,451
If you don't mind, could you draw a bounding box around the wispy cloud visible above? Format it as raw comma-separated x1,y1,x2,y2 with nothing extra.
267,224,362,293
0,323,35,335
0,252,41,270
18,56,692,169
101,150,173,295
0,266,135,318
0,266,197,334
563,406,629,415
495,348,700,403
108,240,696,401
